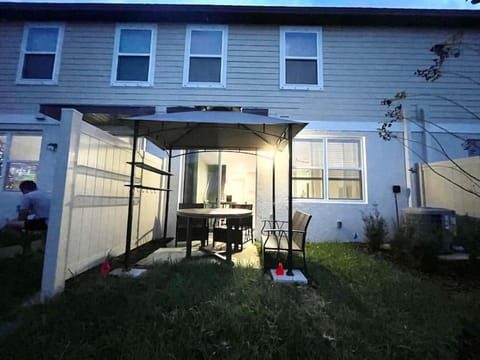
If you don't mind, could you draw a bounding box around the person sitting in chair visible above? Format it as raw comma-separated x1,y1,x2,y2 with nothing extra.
3,180,51,234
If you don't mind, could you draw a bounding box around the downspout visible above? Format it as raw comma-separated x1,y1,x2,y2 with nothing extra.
272,150,276,225
286,124,294,276
402,109,413,207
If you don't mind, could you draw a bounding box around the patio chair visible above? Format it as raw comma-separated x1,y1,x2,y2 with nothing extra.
231,203,253,245
261,210,312,270
213,204,253,252
175,203,209,247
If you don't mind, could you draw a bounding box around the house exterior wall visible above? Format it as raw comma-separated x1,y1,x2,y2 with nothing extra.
1,14,479,246
1,22,479,120
0,114,59,225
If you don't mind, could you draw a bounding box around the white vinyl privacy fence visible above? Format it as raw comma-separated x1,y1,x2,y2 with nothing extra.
42,109,166,298
419,156,480,217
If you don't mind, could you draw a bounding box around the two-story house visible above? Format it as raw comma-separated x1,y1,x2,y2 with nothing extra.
0,2,479,296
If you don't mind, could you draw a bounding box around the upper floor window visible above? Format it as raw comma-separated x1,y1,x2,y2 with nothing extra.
17,24,64,84
0,133,42,191
183,25,228,88
112,24,156,86
280,27,323,90
293,137,365,201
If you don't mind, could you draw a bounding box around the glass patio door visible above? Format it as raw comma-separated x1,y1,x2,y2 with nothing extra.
182,151,256,207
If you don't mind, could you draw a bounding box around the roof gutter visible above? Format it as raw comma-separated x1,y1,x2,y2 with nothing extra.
0,3,479,27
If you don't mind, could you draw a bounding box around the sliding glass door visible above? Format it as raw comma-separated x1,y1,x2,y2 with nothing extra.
182,151,256,207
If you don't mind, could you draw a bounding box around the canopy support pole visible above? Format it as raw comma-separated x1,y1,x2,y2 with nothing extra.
163,149,172,242
287,124,294,276
124,120,139,269
272,150,276,226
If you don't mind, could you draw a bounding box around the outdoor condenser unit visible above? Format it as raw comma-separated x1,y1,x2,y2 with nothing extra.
402,207,457,254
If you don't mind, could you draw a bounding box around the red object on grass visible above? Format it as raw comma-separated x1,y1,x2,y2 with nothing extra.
275,262,284,276
100,258,110,276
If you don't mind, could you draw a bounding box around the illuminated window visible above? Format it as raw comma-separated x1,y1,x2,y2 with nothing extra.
293,137,365,201
0,133,42,191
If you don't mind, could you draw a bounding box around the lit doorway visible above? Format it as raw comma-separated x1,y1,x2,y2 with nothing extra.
182,151,256,208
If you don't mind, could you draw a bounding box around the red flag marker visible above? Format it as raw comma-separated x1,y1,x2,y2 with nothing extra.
275,262,284,276
100,258,111,276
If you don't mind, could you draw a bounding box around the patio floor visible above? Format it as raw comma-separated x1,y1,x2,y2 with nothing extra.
135,240,261,268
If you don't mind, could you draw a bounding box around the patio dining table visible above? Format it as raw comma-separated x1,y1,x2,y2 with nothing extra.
177,207,252,263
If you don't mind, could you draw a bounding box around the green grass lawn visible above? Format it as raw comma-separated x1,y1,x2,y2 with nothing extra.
0,242,479,359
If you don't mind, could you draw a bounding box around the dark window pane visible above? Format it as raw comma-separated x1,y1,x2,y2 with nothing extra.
286,59,317,85
191,30,222,55
26,27,58,52
328,170,362,200
117,56,149,81
119,29,151,53
285,32,317,57
22,54,54,79
189,57,221,82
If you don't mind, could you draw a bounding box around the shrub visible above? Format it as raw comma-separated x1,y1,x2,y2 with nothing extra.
361,207,388,252
390,223,415,263
411,227,442,273
390,222,442,273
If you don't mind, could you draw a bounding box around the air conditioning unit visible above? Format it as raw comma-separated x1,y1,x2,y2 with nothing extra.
402,207,456,254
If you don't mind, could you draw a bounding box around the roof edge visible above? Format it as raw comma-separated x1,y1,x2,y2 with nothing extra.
1,3,479,27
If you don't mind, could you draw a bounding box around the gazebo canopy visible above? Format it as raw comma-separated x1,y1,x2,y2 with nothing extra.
122,111,307,151
117,110,307,273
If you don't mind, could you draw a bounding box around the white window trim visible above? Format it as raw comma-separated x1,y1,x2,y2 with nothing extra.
183,24,228,88
280,26,323,91
293,135,367,204
16,23,65,85
111,23,157,87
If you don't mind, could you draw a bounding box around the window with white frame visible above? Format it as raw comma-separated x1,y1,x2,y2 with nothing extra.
183,25,228,87
17,24,64,84
280,27,323,90
0,133,42,191
112,24,156,85
293,137,365,201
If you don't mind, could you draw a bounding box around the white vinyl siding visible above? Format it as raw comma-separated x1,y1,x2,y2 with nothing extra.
293,137,365,201
280,26,323,90
183,24,228,88
111,24,156,86
16,23,64,84
1,23,478,124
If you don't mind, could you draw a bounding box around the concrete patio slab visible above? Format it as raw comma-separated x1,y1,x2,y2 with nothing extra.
135,240,261,268
270,269,308,285
110,268,148,278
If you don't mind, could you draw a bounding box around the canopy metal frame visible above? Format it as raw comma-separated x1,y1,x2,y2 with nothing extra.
119,111,307,274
